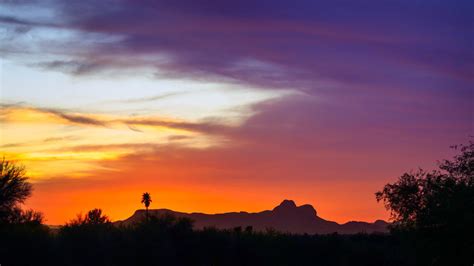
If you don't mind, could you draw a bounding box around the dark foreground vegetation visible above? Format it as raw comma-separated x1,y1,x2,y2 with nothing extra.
1,140,473,266
1,216,406,266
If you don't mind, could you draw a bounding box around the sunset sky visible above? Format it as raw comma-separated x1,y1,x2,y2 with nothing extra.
1,0,473,225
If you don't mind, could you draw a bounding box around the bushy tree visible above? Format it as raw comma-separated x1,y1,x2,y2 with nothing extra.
376,141,473,230
66,208,111,226
376,140,474,264
0,159,43,225
0,159,30,205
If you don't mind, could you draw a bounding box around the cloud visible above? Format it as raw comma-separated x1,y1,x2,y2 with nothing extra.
127,125,143,133
33,60,102,76
0,104,106,126
113,92,187,104
0,104,233,135
168,135,192,141
0,135,80,149
0,142,27,148
0,14,58,28
122,118,230,135
49,143,160,153
43,136,80,143
3,0,472,95
41,108,107,126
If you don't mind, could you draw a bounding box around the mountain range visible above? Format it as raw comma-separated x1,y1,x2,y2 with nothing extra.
116,200,388,234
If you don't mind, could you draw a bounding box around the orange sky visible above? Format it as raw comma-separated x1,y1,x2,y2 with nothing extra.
25,151,392,225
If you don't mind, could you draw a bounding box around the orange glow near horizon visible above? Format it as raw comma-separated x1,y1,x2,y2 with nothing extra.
19,143,393,225
2,103,460,225
25,172,391,225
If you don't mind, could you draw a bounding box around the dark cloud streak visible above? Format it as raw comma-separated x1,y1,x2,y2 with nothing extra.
116,92,187,104
1,104,233,135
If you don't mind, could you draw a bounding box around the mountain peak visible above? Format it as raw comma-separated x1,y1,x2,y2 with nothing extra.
276,199,297,209
272,199,317,218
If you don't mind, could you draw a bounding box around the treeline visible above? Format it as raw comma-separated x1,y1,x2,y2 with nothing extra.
1,215,407,266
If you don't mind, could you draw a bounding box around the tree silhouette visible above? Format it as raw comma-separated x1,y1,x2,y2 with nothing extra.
0,158,43,224
85,209,110,225
0,159,31,209
141,192,152,220
376,140,473,230
376,140,474,264
66,208,111,226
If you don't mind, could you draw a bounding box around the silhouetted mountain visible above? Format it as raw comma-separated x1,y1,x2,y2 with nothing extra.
116,200,388,234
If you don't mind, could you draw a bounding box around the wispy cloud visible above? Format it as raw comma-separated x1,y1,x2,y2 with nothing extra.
0,142,27,148
118,92,187,104
127,125,143,133
33,60,102,76
1,104,232,135
0,15,58,28
41,107,107,126
43,135,80,143
0,135,80,149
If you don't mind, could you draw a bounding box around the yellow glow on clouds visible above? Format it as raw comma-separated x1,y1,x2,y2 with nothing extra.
1,60,288,182
0,106,223,180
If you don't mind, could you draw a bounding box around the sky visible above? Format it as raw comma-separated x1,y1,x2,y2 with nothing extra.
0,0,473,225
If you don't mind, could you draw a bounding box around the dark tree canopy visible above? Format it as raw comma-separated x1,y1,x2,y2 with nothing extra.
376,140,474,264
376,141,474,231
85,209,111,225
0,159,31,210
0,159,43,225
439,141,473,182
66,208,111,226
